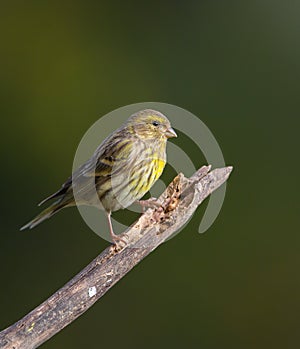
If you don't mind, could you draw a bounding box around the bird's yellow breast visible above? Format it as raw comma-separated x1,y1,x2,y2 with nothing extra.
135,157,166,196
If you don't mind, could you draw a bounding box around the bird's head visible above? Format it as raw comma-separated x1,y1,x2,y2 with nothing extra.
125,109,177,141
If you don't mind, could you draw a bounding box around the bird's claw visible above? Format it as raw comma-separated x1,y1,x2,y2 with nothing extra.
111,233,129,251
138,198,161,212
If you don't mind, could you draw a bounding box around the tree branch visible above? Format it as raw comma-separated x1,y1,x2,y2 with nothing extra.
0,165,233,349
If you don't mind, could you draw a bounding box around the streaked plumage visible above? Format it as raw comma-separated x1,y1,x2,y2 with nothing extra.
21,109,177,243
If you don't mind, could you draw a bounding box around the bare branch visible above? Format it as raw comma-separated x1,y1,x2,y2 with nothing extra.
0,165,233,349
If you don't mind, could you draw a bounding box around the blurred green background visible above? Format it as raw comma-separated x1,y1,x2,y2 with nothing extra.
1,1,299,348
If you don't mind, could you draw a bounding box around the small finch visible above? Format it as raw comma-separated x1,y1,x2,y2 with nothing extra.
21,109,177,244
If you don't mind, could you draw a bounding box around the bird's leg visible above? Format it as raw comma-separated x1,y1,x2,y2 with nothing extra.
106,211,127,246
138,197,161,212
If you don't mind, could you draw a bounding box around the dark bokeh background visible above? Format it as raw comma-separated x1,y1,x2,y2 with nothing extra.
1,1,299,348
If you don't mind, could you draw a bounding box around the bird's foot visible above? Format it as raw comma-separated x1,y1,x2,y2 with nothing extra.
138,197,161,212
111,232,128,251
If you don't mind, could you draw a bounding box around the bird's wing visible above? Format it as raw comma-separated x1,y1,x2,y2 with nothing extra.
82,135,134,178
39,131,135,206
70,135,136,203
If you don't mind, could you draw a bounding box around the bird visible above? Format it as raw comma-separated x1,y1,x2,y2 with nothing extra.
21,109,177,244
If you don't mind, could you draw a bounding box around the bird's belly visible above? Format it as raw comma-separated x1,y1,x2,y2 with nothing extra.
133,158,165,195
101,157,166,212
127,157,166,203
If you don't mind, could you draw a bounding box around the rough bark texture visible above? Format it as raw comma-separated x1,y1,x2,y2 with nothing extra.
0,165,232,349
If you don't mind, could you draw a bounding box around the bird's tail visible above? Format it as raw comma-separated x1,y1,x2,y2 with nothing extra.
20,200,67,231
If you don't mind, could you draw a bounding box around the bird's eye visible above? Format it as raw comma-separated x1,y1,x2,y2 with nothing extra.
152,121,159,127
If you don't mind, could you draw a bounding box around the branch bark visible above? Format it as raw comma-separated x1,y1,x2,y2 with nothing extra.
0,165,233,349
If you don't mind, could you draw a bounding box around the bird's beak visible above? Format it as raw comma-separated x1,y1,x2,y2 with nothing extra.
165,127,177,138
